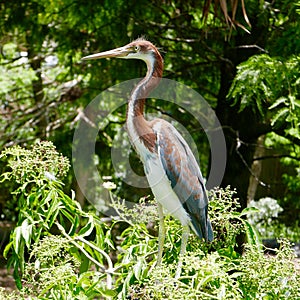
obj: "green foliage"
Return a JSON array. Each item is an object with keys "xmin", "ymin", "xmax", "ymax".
[
  {"xmin": 1, "ymin": 144, "xmax": 299, "ymax": 299},
  {"xmin": 0, "ymin": 1, "xmax": 300, "ymax": 298},
  {"xmin": 23, "ymin": 236, "xmax": 80, "ymax": 298},
  {"xmin": 127, "ymin": 251, "xmax": 241, "ymax": 300},
  {"xmin": 0, "ymin": 142, "xmax": 113, "ymax": 295},
  {"xmin": 0, "ymin": 39, "xmax": 82, "ymax": 148},
  {"xmin": 0, "ymin": 45, "xmax": 37, "ymax": 96},
  {"xmin": 264, "ymin": 132, "xmax": 300, "ymax": 227},
  {"xmin": 228, "ymin": 52, "xmax": 300, "ymax": 227},
  {"xmin": 0, "ymin": 141, "xmax": 69, "ymax": 185},
  {"xmin": 128, "ymin": 241, "xmax": 299, "ymax": 299},
  {"xmin": 208, "ymin": 187, "xmax": 261, "ymax": 251},
  {"xmin": 0, "ymin": 0, "xmax": 299, "ymax": 223},
  {"xmin": 228, "ymin": 55, "xmax": 300, "ymax": 126},
  {"xmin": 237, "ymin": 240, "xmax": 299, "ymax": 299}
]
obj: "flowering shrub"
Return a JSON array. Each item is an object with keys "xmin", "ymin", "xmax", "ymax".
[
  {"xmin": 248, "ymin": 197, "xmax": 283, "ymax": 238},
  {"xmin": 0, "ymin": 144, "xmax": 299, "ymax": 299}
]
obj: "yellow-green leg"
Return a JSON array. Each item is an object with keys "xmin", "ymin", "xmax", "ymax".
[
  {"xmin": 157, "ymin": 203, "xmax": 166, "ymax": 265},
  {"xmin": 175, "ymin": 225, "xmax": 190, "ymax": 279}
]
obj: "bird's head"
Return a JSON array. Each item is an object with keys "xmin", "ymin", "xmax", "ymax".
[{"xmin": 82, "ymin": 38, "xmax": 163, "ymax": 76}]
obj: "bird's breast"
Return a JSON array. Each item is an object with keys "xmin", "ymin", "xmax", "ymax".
[
  {"xmin": 145, "ymin": 155, "xmax": 190, "ymax": 226},
  {"xmin": 126, "ymin": 118, "xmax": 190, "ymax": 225}
]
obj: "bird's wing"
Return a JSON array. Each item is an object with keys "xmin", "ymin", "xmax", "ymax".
[{"xmin": 152, "ymin": 119, "xmax": 213, "ymax": 242}]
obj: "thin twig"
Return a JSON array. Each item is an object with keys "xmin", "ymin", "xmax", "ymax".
[
  {"xmin": 235, "ymin": 137, "xmax": 270, "ymax": 188},
  {"xmin": 253, "ymin": 154, "xmax": 300, "ymax": 161}
]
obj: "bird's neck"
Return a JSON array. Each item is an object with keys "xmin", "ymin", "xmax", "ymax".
[{"xmin": 126, "ymin": 53, "xmax": 163, "ymax": 153}]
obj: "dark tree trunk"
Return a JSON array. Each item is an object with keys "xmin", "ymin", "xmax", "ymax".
[
  {"xmin": 216, "ymin": 44, "xmax": 256, "ymax": 206},
  {"xmin": 215, "ymin": 19, "xmax": 269, "ymax": 251}
]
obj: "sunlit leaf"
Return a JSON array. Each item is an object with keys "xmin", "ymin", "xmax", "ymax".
[
  {"xmin": 21, "ymin": 219, "xmax": 33, "ymax": 249},
  {"xmin": 78, "ymin": 215, "xmax": 94, "ymax": 237}
]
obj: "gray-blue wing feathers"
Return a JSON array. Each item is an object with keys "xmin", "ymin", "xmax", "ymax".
[{"xmin": 154, "ymin": 120, "xmax": 213, "ymax": 242}]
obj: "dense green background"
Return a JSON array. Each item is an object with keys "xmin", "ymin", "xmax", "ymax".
[{"xmin": 0, "ymin": 0, "xmax": 299, "ymax": 228}]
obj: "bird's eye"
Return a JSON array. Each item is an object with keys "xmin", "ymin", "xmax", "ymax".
[{"xmin": 134, "ymin": 46, "xmax": 140, "ymax": 52}]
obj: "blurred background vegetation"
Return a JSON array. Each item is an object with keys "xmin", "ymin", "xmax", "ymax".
[{"xmin": 0, "ymin": 0, "xmax": 299, "ymax": 239}]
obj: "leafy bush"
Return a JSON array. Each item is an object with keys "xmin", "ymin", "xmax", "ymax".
[
  {"xmin": 228, "ymin": 53, "xmax": 300, "ymax": 230},
  {"xmin": 237, "ymin": 241, "xmax": 299, "ymax": 299},
  {"xmin": 0, "ymin": 142, "xmax": 114, "ymax": 297},
  {"xmin": 0, "ymin": 143, "xmax": 299, "ymax": 299},
  {"xmin": 264, "ymin": 132, "xmax": 300, "ymax": 230}
]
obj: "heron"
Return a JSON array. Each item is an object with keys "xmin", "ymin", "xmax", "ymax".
[{"xmin": 82, "ymin": 38, "xmax": 213, "ymax": 278}]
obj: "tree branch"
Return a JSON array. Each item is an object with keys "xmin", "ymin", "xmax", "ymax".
[{"xmin": 253, "ymin": 154, "xmax": 300, "ymax": 162}]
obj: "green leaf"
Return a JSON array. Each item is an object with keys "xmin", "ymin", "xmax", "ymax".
[
  {"xmin": 21, "ymin": 219, "xmax": 33, "ymax": 249},
  {"xmin": 60, "ymin": 208, "xmax": 75, "ymax": 224},
  {"xmin": 269, "ymin": 97, "xmax": 287, "ymax": 110},
  {"xmin": 79, "ymin": 252, "xmax": 90, "ymax": 273},
  {"xmin": 256, "ymin": 97, "xmax": 265, "ymax": 116},
  {"xmin": 240, "ymin": 207, "xmax": 259, "ymax": 217},
  {"xmin": 271, "ymin": 107, "xmax": 289, "ymax": 126},
  {"xmin": 78, "ymin": 215, "xmax": 94, "ymax": 237},
  {"xmin": 69, "ymin": 214, "xmax": 80, "ymax": 236},
  {"xmin": 99, "ymin": 288, "xmax": 118, "ymax": 297},
  {"xmin": 0, "ymin": 172, "xmax": 12, "ymax": 183},
  {"xmin": 3, "ymin": 241, "xmax": 13, "ymax": 259},
  {"xmin": 104, "ymin": 230, "xmax": 115, "ymax": 250},
  {"xmin": 242, "ymin": 219, "xmax": 262, "ymax": 249},
  {"xmin": 286, "ymin": 127, "xmax": 300, "ymax": 139},
  {"xmin": 133, "ymin": 257, "xmax": 145, "ymax": 280},
  {"xmin": 218, "ymin": 245, "xmax": 240, "ymax": 259},
  {"xmin": 13, "ymin": 225, "xmax": 22, "ymax": 254},
  {"xmin": 14, "ymin": 268, "xmax": 22, "ymax": 290}
]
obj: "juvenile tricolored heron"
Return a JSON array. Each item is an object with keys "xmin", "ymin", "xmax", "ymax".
[{"xmin": 82, "ymin": 38, "xmax": 213, "ymax": 278}]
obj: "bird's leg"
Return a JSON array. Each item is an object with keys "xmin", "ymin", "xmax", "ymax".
[
  {"xmin": 175, "ymin": 225, "xmax": 190, "ymax": 279},
  {"xmin": 156, "ymin": 203, "xmax": 165, "ymax": 266}
]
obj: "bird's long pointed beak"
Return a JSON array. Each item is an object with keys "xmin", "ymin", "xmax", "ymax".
[{"xmin": 81, "ymin": 46, "xmax": 130, "ymax": 60}]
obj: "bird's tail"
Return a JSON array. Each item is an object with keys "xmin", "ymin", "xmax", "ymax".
[
  {"xmin": 206, "ymin": 218, "xmax": 214, "ymax": 242},
  {"xmin": 190, "ymin": 210, "xmax": 214, "ymax": 242}
]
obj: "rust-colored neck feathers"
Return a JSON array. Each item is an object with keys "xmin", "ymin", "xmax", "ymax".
[{"xmin": 127, "ymin": 40, "xmax": 163, "ymax": 153}]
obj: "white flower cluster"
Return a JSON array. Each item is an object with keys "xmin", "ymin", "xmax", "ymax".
[{"xmin": 248, "ymin": 197, "xmax": 283, "ymax": 237}]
